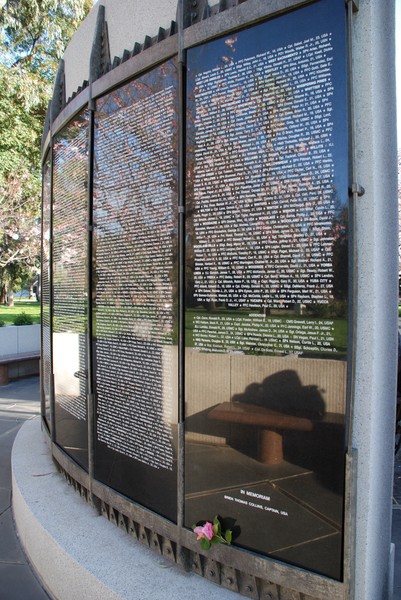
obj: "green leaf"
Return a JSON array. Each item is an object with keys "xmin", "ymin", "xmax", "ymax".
[
  {"xmin": 213, "ymin": 515, "xmax": 221, "ymax": 535},
  {"xmin": 200, "ymin": 538, "xmax": 211, "ymax": 551},
  {"xmin": 225, "ymin": 529, "xmax": 232, "ymax": 544}
]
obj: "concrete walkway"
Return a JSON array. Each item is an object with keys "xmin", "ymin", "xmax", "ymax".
[
  {"xmin": 393, "ymin": 451, "xmax": 401, "ymax": 600},
  {"xmin": 2, "ymin": 376, "xmax": 401, "ymax": 599},
  {"xmin": 0, "ymin": 377, "xmax": 49, "ymax": 599}
]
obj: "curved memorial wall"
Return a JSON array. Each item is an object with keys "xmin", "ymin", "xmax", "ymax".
[{"xmin": 41, "ymin": 1, "xmax": 352, "ymax": 598}]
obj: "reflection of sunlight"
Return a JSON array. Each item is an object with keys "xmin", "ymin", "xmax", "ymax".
[
  {"xmin": 53, "ymin": 333, "xmax": 81, "ymax": 397},
  {"xmin": 53, "ymin": 333, "xmax": 86, "ymax": 422}
]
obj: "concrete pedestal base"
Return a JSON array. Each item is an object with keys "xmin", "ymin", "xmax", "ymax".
[
  {"xmin": 259, "ymin": 429, "xmax": 283, "ymax": 464},
  {"xmin": 0, "ymin": 364, "xmax": 8, "ymax": 385}
]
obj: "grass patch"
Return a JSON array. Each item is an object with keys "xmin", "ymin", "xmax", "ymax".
[
  {"xmin": 0, "ymin": 300, "xmax": 40, "ymax": 325},
  {"xmin": 185, "ymin": 307, "xmax": 347, "ymax": 356}
]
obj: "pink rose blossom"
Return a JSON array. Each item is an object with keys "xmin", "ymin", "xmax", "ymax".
[{"xmin": 193, "ymin": 521, "xmax": 214, "ymax": 541}]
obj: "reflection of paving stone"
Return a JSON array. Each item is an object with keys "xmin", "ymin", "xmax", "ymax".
[
  {"xmin": 186, "ymin": 481, "xmax": 340, "ymax": 579},
  {"xmin": 274, "ymin": 533, "xmax": 342, "ymax": 581},
  {"xmin": 185, "ymin": 442, "xmax": 308, "ymax": 495},
  {"xmin": 54, "ymin": 404, "xmax": 88, "ymax": 470},
  {"xmin": 95, "ymin": 437, "xmax": 178, "ymax": 522},
  {"xmin": 185, "ymin": 441, "xmax": 343, "ymax": 579},
  {"xmin": 273, "ymin": 471, "xmax": 343, "ymax": 527}
]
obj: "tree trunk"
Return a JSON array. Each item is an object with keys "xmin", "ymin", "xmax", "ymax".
[
  {"xmin": 206, "ymin": 301, "xmax": 216, "ymax": 312},
  {"xmin": 7, "ymin": 280, "xmax": 14, "ymax": 307},
  {"xmin": 0, "ymin": 284, "xmax": 6, "ymax": 305}
]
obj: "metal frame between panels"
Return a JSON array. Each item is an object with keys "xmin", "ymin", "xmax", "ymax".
[
  {"xmin": 40, "ymin": 1, "xmax": 357, "ymax": 598},
  {"xmin": 87, "ymin": 98, "xmax": 96, "ymax": 501},
  {"xmin": 177, "ymin": 0, "xmax": 186, "ymax": 536},
  {"xmin": 40, "ymin": 152, "xmax": 54, "ymax": 439}
]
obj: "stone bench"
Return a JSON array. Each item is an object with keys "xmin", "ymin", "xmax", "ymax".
[
  {"xmin": 0, "ymin": 352, "xmax": 40, "ymax": 385},
  {"xmin": 208, "ymin": 401, "xmax": 343, "ymax": 465}
]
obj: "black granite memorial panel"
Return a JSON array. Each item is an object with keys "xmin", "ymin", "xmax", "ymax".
[
  {"xmin": 52, "ymin": 111, "xmax": 89, "ymax": 469},
  {"xmin": 41, "ymin": 157, "xmax": 51, "ymax": 429},
  {"xmin": 185, "ymin": 0, "xmax": 348, "ymax": 579},
  {"xmin": 93, "ymin": 60, "xmax": 178, "ymax": 521}
]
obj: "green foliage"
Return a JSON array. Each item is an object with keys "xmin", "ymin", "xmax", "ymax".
[
  {"xmin": 0, "ymin": 1, "xmax": 91, "ymax": 297},
  {"xmin": 0, "ymin": 0, "xmax": 93, "ymax": 77},
  {"xmin": 199, "ymin": 537, "xmax": 211, "ymax": 551},
  {"xmin": 13, "ymin": 311, "xmax": 33, "ymax": 326},
  {"xmin": 192, "ymin": 516, "xmax": 232, "ymax": 550},
  {"xmin": 213, "ymin": 516, "xmax": 221, "ymax": 536},
  {"xmin": 184, "ymin": 307, "xmax": 348, "ymax": 355},
  {"xmin": 0, "ymin": 1, "xmax": 92, "ymax": 183},
  {"xmin": 307, "ymin": 301, "xmax": 347, "ymax": 319},
  {"xmin": 0, "ymin": 300, "xmax": 40, "ymax": 325},
  {"xmin": 0, "ymin": 319, "xmax": 5, "ymax": 327},
  {"xmin": 224, "ymin": 529, "xmax": 232, "ymax": 544}
]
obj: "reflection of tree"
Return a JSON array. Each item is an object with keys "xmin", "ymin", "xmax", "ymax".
[
  {"xmin": 187, "ymin": 47, "xmax": 293, "ymax": 306},
  {"xmin": 0, "ymin": 165, "xmax": 41, "ymax": 305},
  {"xmin": 93, "ymin": 60, "xmax": 178, "ymax": 342},
  {"xmin": 52, "ymin": 111, "xmax": 89, "ymax": 334},
  {"xmin": 93, "ymin": 63, "xmax": 178, "ymax": 478},
  {"xmin": 187, "ymin": 35, "xmax": 342, "ymax": 312},
  {"xmin": 332, "ymin": 205, "xmax": 348, "ymax": 300},
  {"xmin": 41, "ymin": 157, "xmax": 52, "ymax": 403}
]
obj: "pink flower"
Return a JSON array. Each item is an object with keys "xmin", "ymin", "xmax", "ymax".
[{"xmin": 193, "ymin": 521, "xmax": 214, "ymax": 541}]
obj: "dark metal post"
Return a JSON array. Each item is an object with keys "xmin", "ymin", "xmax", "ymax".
[
  {"xmin": 344, "ymin": 2, "xmax": 361, "ymax": 597},
  {"xmin": 177, "ymin": 0, "xmax": 186, "ymax": 535},
  {"xmin": 87, "ymin": 94, "xmax": 96, "ymax": 505},
  {"xmin": 48, "ymin": 143, "xmax": 56, "ymax": 443},
  {"xmin": 40, "ymin": 160, "xmax": 47, "ymax": 423}
]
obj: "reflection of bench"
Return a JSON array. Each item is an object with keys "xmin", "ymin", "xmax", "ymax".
[
  {"xmin": 0, "ymin": 353, "xmax": 40, "ymax": 385},
  {"xmin": 208, "ymin": 401, "xmax": 343, "ymax": 465}
]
